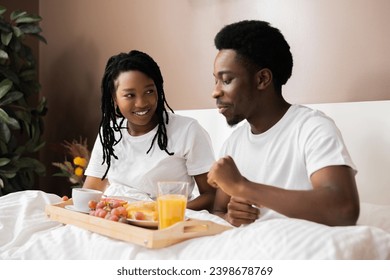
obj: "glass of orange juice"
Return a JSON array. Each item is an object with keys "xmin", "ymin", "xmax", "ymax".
[{"xmin": 157, "ymin": 181, "xmax": 188, "ymax": 230}]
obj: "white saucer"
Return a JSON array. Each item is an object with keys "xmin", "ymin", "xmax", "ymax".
[{"xmin": 65, "ymin": 205, "xmax": 90, "ymax": 213}]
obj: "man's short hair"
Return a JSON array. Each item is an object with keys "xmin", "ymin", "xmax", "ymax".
[{"xmin": 214, "ymin": 20, "xmax": 293, "ymax": 89}]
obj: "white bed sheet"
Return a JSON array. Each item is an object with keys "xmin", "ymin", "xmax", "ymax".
[{"xmin": 0, "ymin": 190, "xmax": 389, "ymax": 260}]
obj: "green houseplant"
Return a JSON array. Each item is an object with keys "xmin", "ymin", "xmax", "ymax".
[{"xmin": 0, "ymin": 6, "xmax": 47, "ymax": 196}]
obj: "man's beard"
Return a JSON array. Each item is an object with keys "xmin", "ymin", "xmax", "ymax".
[{"xmin": 226, "ymin": 114, "xmax": 244, "ymax": 127}]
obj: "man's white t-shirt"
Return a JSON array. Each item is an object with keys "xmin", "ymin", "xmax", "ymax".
[
  {"xmin": 220, "ymin": 104, "xmax": 356, "ymax": 190},
  {"xmin": 85, "ymin": 113, "xmax": 215, "ymax": 199}
]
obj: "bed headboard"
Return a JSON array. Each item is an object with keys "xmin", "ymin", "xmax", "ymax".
[{"xmin": 177, "ymin": 100, "xmax": 390, "ymax": 205}]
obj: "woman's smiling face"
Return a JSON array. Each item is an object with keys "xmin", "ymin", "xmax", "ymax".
[{"xmin": 114, "ymin": 70, "xmax": 158, "ymax": 135}]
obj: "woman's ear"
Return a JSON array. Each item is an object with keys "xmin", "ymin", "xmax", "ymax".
[
  {"xmin": 256, "ymin": 68, "xmax": 273, "ymax": 90},
  {"xmin": 113, "ymin": 97, "xmax": 123, "ymax": 117}
]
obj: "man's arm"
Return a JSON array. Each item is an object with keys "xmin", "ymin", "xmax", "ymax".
[{"xmin": 208, "ymin": 156, "xmax": 360, "ymax": 226}]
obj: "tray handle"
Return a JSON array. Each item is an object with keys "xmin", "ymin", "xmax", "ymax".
[{"xmin": 169, "ymin": 218, "xmax": 232, "ymax": 239}]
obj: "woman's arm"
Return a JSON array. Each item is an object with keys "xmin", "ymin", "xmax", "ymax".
[
  {"xmin": 186, "ymin": 172, "xmax": 216, "ymax": 212},
  {"xmin": 83, "ymin": 176, "xmax": 109, "ymax": 192}
]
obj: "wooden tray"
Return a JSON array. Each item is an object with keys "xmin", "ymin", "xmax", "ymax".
[{"xmin": 45, "ymin": 200, "xmax": 232, "ymax": 249}]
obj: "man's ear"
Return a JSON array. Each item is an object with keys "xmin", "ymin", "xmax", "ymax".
[{"xmin": 256, "ymin": 68, "xmax": 273, "ymax": 90}]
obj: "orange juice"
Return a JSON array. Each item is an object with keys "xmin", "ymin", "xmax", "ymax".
[{"xmin": 157, "ymin": 194, "xmax": 187, "ymax": 229}]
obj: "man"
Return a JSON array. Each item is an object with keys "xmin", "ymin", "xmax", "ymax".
[{"xmin": 208, "ymin": 20, "xmax": 359, "ymax": 227}]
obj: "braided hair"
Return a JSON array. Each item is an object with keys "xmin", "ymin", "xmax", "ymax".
[{"xmin": 99, "ymin": 50, "xmax": 174, "ymax": 179}]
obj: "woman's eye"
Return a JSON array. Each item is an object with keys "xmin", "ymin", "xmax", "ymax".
[{"xmin": 145, "ymin": 89, "xmax": 154, "ymax": 95}]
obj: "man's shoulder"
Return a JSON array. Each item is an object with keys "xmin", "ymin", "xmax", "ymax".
[
  {"xmin": 290, "ymin": 105, "xmax": 335, "ymax": 126},
  {"xmin": 225, "ymin": 121, "xmax": 248, "ymax": 140},
  {"xmin": 289, "ymin": 105, "xmax": 342, "ymax": 142}
]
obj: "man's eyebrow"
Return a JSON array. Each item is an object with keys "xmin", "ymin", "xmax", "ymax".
[{"xmin": 214, "ymin": 70, "xmax": 234, "ymax": 76}]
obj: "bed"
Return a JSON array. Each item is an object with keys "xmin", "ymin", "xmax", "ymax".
[{"xmin": 1, "ymin": 101, "xmax": 390, "ymax": 260}]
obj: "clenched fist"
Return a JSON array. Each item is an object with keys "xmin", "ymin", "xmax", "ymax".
[{"xmin": 207, "ymin": 156, "xmax": 245, "ymax": 197}]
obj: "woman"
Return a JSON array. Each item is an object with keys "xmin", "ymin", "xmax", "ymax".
[{"xmin": 83, "ymin": 50, "xmax": 215, "ymax": 211}]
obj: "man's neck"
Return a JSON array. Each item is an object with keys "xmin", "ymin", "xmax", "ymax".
[{"xmin": 248, "ymin": 98, "xmax": 291, "ymax": 135}]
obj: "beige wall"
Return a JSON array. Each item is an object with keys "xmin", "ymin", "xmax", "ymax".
[{"xmin": 15, "ymin": 0, "xmax": 390, "ymax": 195}]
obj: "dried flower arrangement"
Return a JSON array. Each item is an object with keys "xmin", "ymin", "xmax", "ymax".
[{"xmin": 52, "ymin": 138, "xmax": 90, "ymax": 187}]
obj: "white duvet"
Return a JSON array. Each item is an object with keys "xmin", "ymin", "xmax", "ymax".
[{"xmin": 0, "ymin": 190, "xmax": 389, "ymax": 260}]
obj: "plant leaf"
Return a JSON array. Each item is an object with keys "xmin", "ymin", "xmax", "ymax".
[
  {"xmin": 36, "ymin": 96, "xmax": 47, "ymax": 113},
  {"xmin": 0, "ymin": 78, "xmax": 12, "ymax": 99},
  {"xmin": 0, "ymin": 49, "xmax": 8, "ymax": 60},
  {"xmin": 0, "ymin": 7, "xmax": 47, "ymax": 194},
  {"xmin": 0, "ymin": 122, "xmax": 10, "ymax": 142},
  {"xmin": 0, "ymin": 108, "xmax": 20, "ymax": 129},
  {"xmin": 10, "ymin": 10, "xmax": 27, "ymax": 21},
  {"xmin": 0, "ymin": 91, "xmax": 23, "ymax": 106},
  {"xmin": 0, "ymin": 107, "xmax": 11, "ymax": 122},
  {"xmin": 0, "ymin": 157, "xmax": 10, "ymax": 167},
  {"xmin": 0, "ymin": 21, "xmax": 12, "ymax": 33},
  {"xmin": 0, "ymin": 163, "xmax": 18, "ymax": 178},
  {"xmin": 0, "ymin": 6, "xmax": 6, "ymax": 16},
  {"xmin": 15, "ymin": 15, "xmax": 42, "ymax": 24},
  {"xmin": 32, "ymin": 140, "xmax": 45, "ymax": 152},
  {"xmin": 0, "ymin": 170, "xmax": 17, "ymax": 179},
  {"xmin": 14, "ymin": 157, "xmax": 45, "ymax": 174},
  {"xmin": 1, "ymin": 32, "xmax": 12, "ymax": 46},
  {"xmin": 30, "ymin": 33, "xmax": 47, "ymax": 44},
  {"xmin": 20, "ymin": 69, "xmax": 37, "ymax": 81},
  {"xmin": 18, "ymin": 24, "xmax": 42, "ymax": 34},
  {"xmin": 11, "ymin": 26, "xmax": 23, "ymax": 37},
  {"xmin": 52, "ymin": 173, "xmax": 72, "ymax": 178},
  {"xmin": 0, "ymin": 65, "xmax": 19, "ymax": 83},
  {"xmin": 6, "ymin": 117, "xmax": 20, "ymax": 129}
]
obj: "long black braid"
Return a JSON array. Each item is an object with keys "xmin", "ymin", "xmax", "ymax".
[{"xmin": 99, "ymin": 50, "xmax": 174, "ymax": 179}]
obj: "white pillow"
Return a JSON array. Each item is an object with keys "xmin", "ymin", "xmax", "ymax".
[{"xmin": 357, "ymin": 202, "xmax": 390, "ymax": 233}]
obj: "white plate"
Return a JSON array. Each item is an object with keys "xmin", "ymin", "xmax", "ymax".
[
  {"xmin": 126, "ymin": 217, "xmax": 189, "ymax": 229},
  {"xmin": 65, "ymin": 205, "xmax": 90, "ymax": 214},
  {"xmin": 103, "ymin": 196, "xmax": 139, "ymax": 203},
  {"xmin": 126, "ymin": 219, "xmax": 158, "ymax": 229}
]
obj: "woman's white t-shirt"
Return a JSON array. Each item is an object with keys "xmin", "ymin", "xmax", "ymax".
[{"xmin": 85, "ymin": 113, "xmax": 215, "ymax": 199}]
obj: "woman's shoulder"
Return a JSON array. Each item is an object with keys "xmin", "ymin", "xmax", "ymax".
[
  {"xmin": 166, "ymin": 112, "xmax": 198, "ymax": 127},
  {"xmin": 165, "ymin": 112, "xmax": 211, "ymax": 140}
]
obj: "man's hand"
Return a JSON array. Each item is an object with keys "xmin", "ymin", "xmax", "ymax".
[
  {"xmin": 225, "ymin": 197, "xmax": 260, "ymax": 227},
  {"xmin": 209, "ymin": 156, "xmax": 260, "ymax": 226},
  {"xmin": 207, "ymin": 156, "xmax": 244, "ymax": 197}
]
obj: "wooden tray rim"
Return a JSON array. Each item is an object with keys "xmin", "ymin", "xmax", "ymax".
[{"xmin": 45, "ymin": 200, "xmax": 232, "ymax": 249}]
